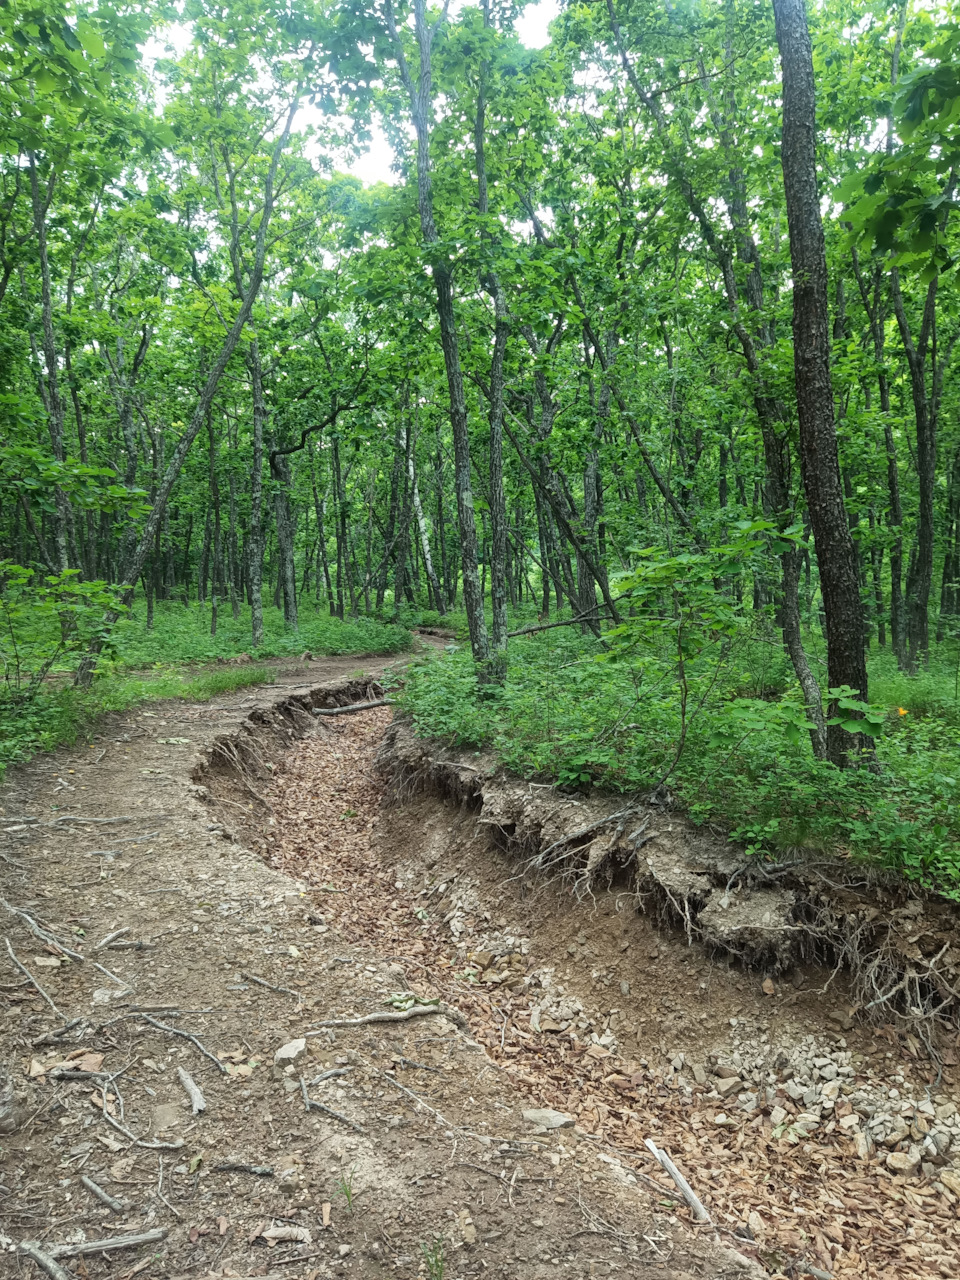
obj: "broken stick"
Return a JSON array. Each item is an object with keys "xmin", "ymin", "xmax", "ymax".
[
  {"xmin": 312, "ymin": 699, "xmax": 393, "ymax": 716},
  {"xmin": 643, "ymin": 1138, "xmax": 711, "ymax": 1224},
  {"xmin": 177, "ymin": 1066, "xmax": 206, "ymax": 1114},
  {"xmin": 307, "ymin": 1003, "xmax": 454, "ymax": 1032},
  {"xmin": 80, "ymin": 1174, "xmax": 125, "ymax": 1213},
  {"xmin": 17, "ymin": 1242, "xmax": 74, "ymax": 1280},
  {"xmin": 299, "ymin": 1076, "xmax": 365, "ymax": 1133}
]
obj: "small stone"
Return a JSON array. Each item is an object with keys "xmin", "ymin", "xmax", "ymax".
[
  {"xmin": 839, "ymin": 1113, "xmax": 861, "ymax": 1131},
  {"xmin": 671, "ymin": 1054, "xmax": 684, "ymax": 1072},
  {"xmin": 152, "ymin": 1103, "xmax": 181, "ymax": 1132},
  {"xmin": 714, "ymin": 1065, "xmax": 740, "ymax": 1080},
  {"xmin": 819, "ymin": 1063, "xmax": 839, "ymax": 1082},
  {"xmin": 770, "ymin": 1106, "xmax": 788, "ymax": 1127},
  {"xmin": 716, "ymin": 1076, "xmax": 743, "ymax": 1098},
  {"xmin": 620, "ymin": 980, "xmax": 630, "ymax": 996},
  {"xmin": 522, "ymin": 1108, "xmax": 574, "ymax": 1130},
  {"xmin": 747, "ymin": 1210, "xmax": 765, "ymax": 1237},
  {"xmin": 692, "ymin": 1065, "xmax": 707, "ymax": 1086},
  {"xmin": 338, "ymin": 1244, "xmax": 351, "ymax": 1257},
  {"xmin": 887, "ymin": 1150, "xmax": 921, "ymax": 1177},
  {"xmin": 761, "ymin": 978, "xmax": 776, "ymax": 996},
  {"xmin": 853, "ymin": 1132, "xmax": 873, "ymax": 1160},
  {"xmin": 274, "ymin": 1038, "xmax": 307, "ymax": 1067}
]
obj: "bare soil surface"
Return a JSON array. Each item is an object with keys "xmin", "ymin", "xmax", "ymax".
[{"xmin": 0, "ymin": 654, "xmax": 757, "ymax": 1280}]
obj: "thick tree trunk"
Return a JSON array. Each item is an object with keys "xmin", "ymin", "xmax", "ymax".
[{"xmin": 774, "ymin": 0, "xmax": 869, "ymax": 766}]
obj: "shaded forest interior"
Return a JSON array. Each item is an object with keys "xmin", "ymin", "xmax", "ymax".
[{"xmin": 3, "ymin": 0, "xmax": 960, "ymax": 889}]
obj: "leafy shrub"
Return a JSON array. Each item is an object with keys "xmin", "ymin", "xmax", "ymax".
[{"xmin": 398, "ymin": 629, "xmax": 960, "ymax": 899}]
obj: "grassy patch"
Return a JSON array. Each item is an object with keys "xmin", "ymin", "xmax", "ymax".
[
  {"xmin": 396, "ymin": 631, "xmax": 960, "ymax": 899},
  {"xmin": 110, "ymin": 600, "xmax": 412, "ymax": 668},
  {"xmin": 0, "ymin": 664, "xmax": 272, "ymax": 781}
]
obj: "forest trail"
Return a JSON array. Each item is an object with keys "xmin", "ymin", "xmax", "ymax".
[{"xmin": 0, "ymin": 656, "xmax": 957, "ymax": 1280}]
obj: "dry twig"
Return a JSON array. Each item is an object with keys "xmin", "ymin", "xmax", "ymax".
[
  {"xmin": 140, "ymin": 1015, "xmax": 226, "ymax": 1073},
  {"xmin": 177, "ymin": 1066, "xmax": 206, "ymax": 1114},
  {"xmin": 80, "ymin": 1175, "xmax": 124, "ymax": 1213},
  {"xmin": 4, "ymin": 937, "xmax": 65, "ymax": 1018},
  {"xmin": 299, "ymin": 1075, "xmax": 365, "ymax": 1133}
]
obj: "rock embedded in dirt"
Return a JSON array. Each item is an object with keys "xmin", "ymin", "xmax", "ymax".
[
  {"xmin": 274, "ymin": 1037, "xmax": 306, "ymax": 1066},
  {"xmin": 940, "ymin": 1169, "xmax": 960, "ymax": 1196},
  {"xmin": 886, "ymin": 1149, "xmax": 922, "ymax": 1176},
  {"xmin": 715, "ymin": 1076, "xmax": 743, "ymax": 1098},
  {"xmin": 522, "ymin": 1107, "xmax": 575, "ymax": 1129}
]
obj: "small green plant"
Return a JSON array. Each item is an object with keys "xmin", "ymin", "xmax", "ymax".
[
  {"xmin": 333, "ymin": 1164, "xmax": 357, "ymax": 1213},
  {"xmin": 419, "ymin": 1236, "xmax": 445, "ymax": 1280}
]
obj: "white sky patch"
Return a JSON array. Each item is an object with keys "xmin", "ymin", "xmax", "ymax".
[{"xmin": 141, "ymin": 3, "xmax": 559, "ymax": 187}]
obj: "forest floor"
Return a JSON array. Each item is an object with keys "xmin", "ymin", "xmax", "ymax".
[{"xmin": 0, "ymin": 647, "xmax": 957, "ymax": 1280}]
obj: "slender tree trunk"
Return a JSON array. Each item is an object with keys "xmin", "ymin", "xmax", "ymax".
[
  {"xmin": 385, "ymin": 0, "xmax": 489, "ymax": 667},
  {"xmin": 774, "ymin": 0, "xmax": 868, "ymax": 765},
  {"xmin": 27, "ymin": 155, "xmax": 69, "ymax": 571},
  {"xmin": 247, "ymin": 339, "xmax": 267, "ymax": 648}
]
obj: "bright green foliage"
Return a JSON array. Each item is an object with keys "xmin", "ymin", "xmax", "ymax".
[
  {"xmin": 398, "ymin": 633, "xmax": 960, "ymax": 897},
  {"xmin": 110, "ymin": 602, "xmax": 413, "ymax": 667}
]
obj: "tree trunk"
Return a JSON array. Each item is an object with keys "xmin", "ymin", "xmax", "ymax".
[
  {"xmin": 774, "ymin": 0, "xmax": 869, "ymax": 766},
  {"xmin": 385, "ymin": 0, "xmax": 489, "ymax": 667},
  {"xmin": 247, "ymin": 339, "xmax": 267, "ymax": 648}
]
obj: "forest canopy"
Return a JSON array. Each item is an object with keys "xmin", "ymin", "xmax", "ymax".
[{"xmin": 3, "ymin": 0, "xmax": 960, "ymax": 891}]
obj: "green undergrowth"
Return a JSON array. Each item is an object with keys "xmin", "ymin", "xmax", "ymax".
[
  {"xmin": 0, "ymin": 592, "xmax": 413, "ymax": 782},
  {"xmin": 397, "ymin": 631, "xmax": 960, "ymax": 899},
  {"xmin": 112, "ymin": 599, "xmax": 413, "ymax": 668},
  {"xmin": 0, "ymin": 664, "xmax": 271, "ymax": 781}
]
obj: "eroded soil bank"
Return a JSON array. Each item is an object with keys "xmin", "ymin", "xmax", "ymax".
[
  {"xmin": 251, "ymin": 710, "xmax": 960, "ymax": 1280},
  {"xmin": 0, "ymin": 658, "xmax": 754, "ymax": 1280}
]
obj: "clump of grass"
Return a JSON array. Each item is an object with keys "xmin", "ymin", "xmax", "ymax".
[
  {"xmin": 0, "ymin": 664, "xmax": 270, "ymax": 781},
  {"xmin": 398, "ymin": 633, "xmax": 960, "ymax": 899}
]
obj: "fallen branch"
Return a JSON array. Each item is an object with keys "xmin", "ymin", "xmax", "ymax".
[
  {"xmin": 47, "ymin": 1228, "xmax": 167, "ymax": 1258},
  {"xmin": 299, "ymin": 1076, "xmax": 365, "ymax": 1133},
  {"xmin": 96, "ymin": 928, "xmax": 130, "ymax": 949},
  {"xmin": 101, "ymin": 1108, "xmax": 183, "ymax": 1151},
  {"xmin": 2, "ymin": 899, "xmax": 85, "ymax": 961},
  {"xmin": 80, "ymin": 1174, "xmax": 125, "ymax": 1213},
  {"xmin": 140, "ymin": 1015, "xmax": 227, "ymax": 1073},
  {"xmin": 312, "ymin": 699, "xmax": 393, "ymax": 717},
  {"xmin": 177, "ymin": 1066, "xmax": 206, "ymax": 1114},
  {"xmin": 643, "ymin": 1139, "xmax": 711, "ymax": 1224},
  {"xmin": 213, "ymin": 1161, "xmax": 274, "ymax": 1176},
  {"xmin": 17, "ymin": 1241, "xmax": 74, "ymax": 1280},
  {"xmin": 307, "ymin": 1003, "xmax": 449, "ymax": 1032},
  {"xmin": 241, "ymin": 971, "xmax": 302, "ymax": 1001},
  {"xmin": 4, "ymin": 938, "xmax": 65, "ymax": 1018}
]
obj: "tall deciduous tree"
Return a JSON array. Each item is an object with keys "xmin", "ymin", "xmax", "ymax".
[{"xmin": 773, "ymin": 0, "xmax": 869, "ymax": 765}]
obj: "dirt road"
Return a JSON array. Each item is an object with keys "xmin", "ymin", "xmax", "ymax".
[{"xmin": 0, "ymin": 654, "xmax": 756, "ymax": 1280}]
